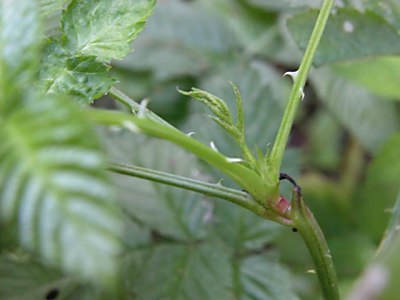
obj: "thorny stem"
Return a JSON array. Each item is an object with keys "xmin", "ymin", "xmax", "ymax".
[
  {"xmin": 290, "ymin": 187, "xmax": 340, "ymax": 300},
  {"xmin": 270, "ymin": 0, "xmax": 335, "ymax": 175},
  {"xmin": 109, "ymin": 162, "xmax": 268, "ymax": 216}
]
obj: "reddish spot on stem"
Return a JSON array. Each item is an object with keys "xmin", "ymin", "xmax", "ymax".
[{"xmin": 276, "ymin": 196, "xmax": 290, "ymax": 215}]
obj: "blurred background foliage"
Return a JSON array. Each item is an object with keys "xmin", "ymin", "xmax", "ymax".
[
  {"xmin": 107, "ymin": 0, "xmax": 400, "ymax": 298},
  {"xmin": 2, "ymin": 0, "xmax": 400, "ymax": 299}
]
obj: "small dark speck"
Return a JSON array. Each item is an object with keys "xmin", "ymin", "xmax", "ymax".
[
  {"xmin": 292, "ymin": 228, "xmax": 298, "ymax": 232},
  {"xmin": 45, "ymin": 288, "xmax": 60, "ymax": 300}
]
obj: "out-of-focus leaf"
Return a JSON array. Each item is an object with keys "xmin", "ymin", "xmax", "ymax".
[
  {"xmin": 0, "ymin": 94, "xmax": 123, "ymax": 288},
  {"xmin": 238, "ymin": 255, "xmax": 299, "ymax": 300},
  {"xmin": 102, "ymin": 131, "xmax": 212, "ymax": 241},
  {"xmin": 0, "ymin": 251, "xmax": 62, "ymax": 300},
  {"xmin": 355, "ymin": 0, "xmax": 400, "ymax": 30},
  {"xmin": 245, "ymin": 0, "xmax": 320, "ymax": 11},
  {"xmin": 357, "ymin": 133, "xmax": 400, "ymax": 241},
  {"xmin": 287, "ymin": 9, "xmax": 400, "ymax": 65},
  {"xmin": 40, "ymin": 0, "xmax": 68, "ymax": 16},
  {"xmin": 304, "ymin": 111, "xmax": 342, "ymax": 171},
  {"xmin": 0, "ymin": 0, "xmax": 41, "ymax": 94},
  {"xmin": 115, "ymin": 0, "xmax": 238, "ymax": 80},
  {"xmin": 333, "ymin": 56, "xmax": 400, "ymax": 100},
  {"xmin": 40, "ymin": 41, "xmax": 115, "ymax": 105},
  {"xmin": 62, "ymin": 0, "xmax": 156, "ymax": 62},
  {"xmin": 123, "ymin": 240, "xmax": 232, "ymax": 300},
  {"xmin": 348, "ymin": 193, "xmax": 400, "ymax": 300},
  {"xmin": 310, "ymin": 67, "xmax": 399, "ymax": 153}
]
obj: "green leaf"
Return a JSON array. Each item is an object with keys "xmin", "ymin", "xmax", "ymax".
[
  {"xmin": 333, "ymin": 56, "xmax": 400, "ymax": 100},
  {"xmin": 287, "ymin": 9, "xmax": 400, "ymax": 65},
  {"xmin": 62, "ymin": 0, "xmax": 156, "ymax": 62},
  {"xmin": 102, "ymin": 131, "xmax": 212, "ymax": 241},
  {"xmin": 123, "ymin": 240, "xmax": 233, "ymax": 299},
  {"xmin": 40, "ymin": 41, "xmax": 115, "ymax": 105},
  {"xmin": 310, "ymin": 67, "xmax": 399, "ymax": 153},
  {"xmin": 245, "ymin": 0, "xmax": 320, "ymax": 11},
  {"xmin": 0, "ymin": 94, "xmax": 123, "ymax": 288},
  {"xmin": 0, "ymin": 0, "xmax": 41, "ymax": 97},
  {"xmin": 348, "ymin": 192, "xmax": 400, "ymax": 300},
  {"xmin": 114, "ymin": 0, "xmax": 238, "ymax": 80},
  {"xmin": 357, "ymin": 133, "xmax": 400, "ymax": 241},
  {"xmin": 238, "ymin": 255, "xmax": 299, "ymax": 300},
  {"xmin": 40, "ymin": 0, "xmax": 68, "ymax": 16},
  {"xmin": 0, "ymin": 251, "xmax": 62, "ymax": 300}
]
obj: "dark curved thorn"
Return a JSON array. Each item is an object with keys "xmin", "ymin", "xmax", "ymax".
[{"xmin": 279, "ymin": 173, "xmax": 302, "ymax": 196}]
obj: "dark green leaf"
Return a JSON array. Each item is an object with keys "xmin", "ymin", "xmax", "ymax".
[
  {"xmin": 123, "ymin": 240, "xmax": 233, "ymax": 300},
  {"xmin": 41, "ymin": 41, "xmax": 115, "ymax": 105},
  {"xmin": 287, "ymin": 9, "xmax": 400, "ymax": 65},
  {"xmin": 0, "ymin": 94, "xmax": 123, "ymax": 288},
  {"xmin": 62, "ymin": 0, "xmax": 156, "ymax": 62},
  {"xmin": 238, "ymin": 255, "xmax": 299, "ymax": 300},
  {"xmin": 0, "ymin": 251, "xmax": 62, "ymax": 300}
]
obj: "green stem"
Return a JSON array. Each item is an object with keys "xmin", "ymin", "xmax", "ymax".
[
  {"xmin": 291, "ymin": 188, "xmax": 340, "ymax": 300},
  {"xmin": 108, "ymin": 86, "xmax": 174, "ymax": 128},
  {"xmin": 270, "ymin": 0, "xmax": 334, "ymax": 174},
  {"xmin": 86, "ymin": 108, "xmax": 282, "ymax": 211},
  {"xmin": 109, "ymin": 162, "xmax": 268, "ymax": 217}
]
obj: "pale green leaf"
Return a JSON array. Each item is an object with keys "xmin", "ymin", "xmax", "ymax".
[
  {"xmin": 0, "ymin": 94, "xmax": 123, "ymax": 288},
  {"xmin": 40, "ymin": 0, "xmax": 68, "ymax": 16},
  {"xmin": 0, "ymin": 0, "xmax": 41, "ymax": 94},
  {"xmin": 310, "ymin": 67, "xmax": 399, "ymax": 153},
  {"xmin": 333, "ymin": 56, "xmax": 400, "ymax": 100},
  {"xmin": 123, "ymin": 240, "xmax": 233, "ymax": 300},
  {"xmin": 62, "ymin": 0, "xmax": 156, "ymax": 62},
  {"xmin": 41, "ymin": 41, "xmax": 115, "ymax": 105},
  {"xmin": 287, "ymin": 9, "xmax": 400, "ymax": 65}
]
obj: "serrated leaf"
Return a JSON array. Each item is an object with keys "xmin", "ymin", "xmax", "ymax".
[
  {"xmin": 0, "ymin": 94, "xmax": 123, "ymax": 288},
  {"xmin": 0, "ymin": 0, "xmax": 41, "ymax": 96},
  {"xmin": 62, "ymin": 0, "xmax": 156, "ymax": 62},
  {"xmin": 333, "ymin": 56, "xmax": 400, "ymax": 100},
  {"xmin": 102, "ymin": 131, "xmax": 212, "ymax": 241},
  {"xmin": 310, "ymin": 67, "xmax": 399, "ymax": 153},
  {"xmin": 41, "ymin": 41, "xmax": 115, "ymax": 105},
  {"xmin": 287, "ymin": 9, "xmax": 400, "ymax": 65},
  {"xmin": 123, "ymin": 240, "xmax": 233, "ymax": 299}
]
